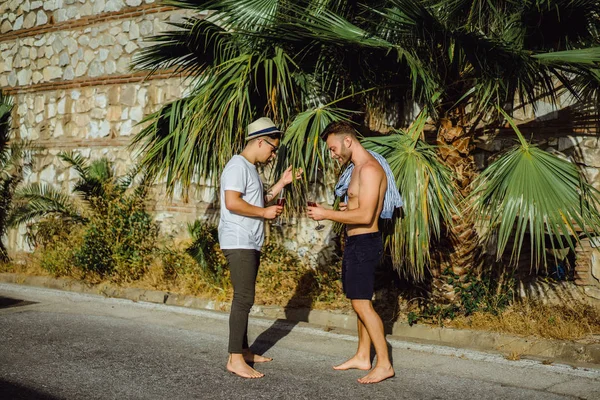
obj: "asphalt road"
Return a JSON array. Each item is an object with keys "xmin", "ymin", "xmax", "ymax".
[{"xmin": 0, "ymin": 283, "xmax": 599, "ymax": 400}]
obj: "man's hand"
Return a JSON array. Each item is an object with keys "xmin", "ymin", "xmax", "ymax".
[
  {"xmin": 281, "ymin": 166, "xmax": 303, "ymax": 185},
  {"xmin": 338, "ymin": 202, "xmax": 347, "ymax": 211},
  {"xmin": 307, "ymin": 203, "xmax": 327, "ymax": 221},
  {"xmin": 263, "ymin": 205, "xmax": 283, "ymax": 220}
]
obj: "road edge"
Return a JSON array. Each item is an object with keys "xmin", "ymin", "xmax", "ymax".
[{"xmin": 1, "ymin": 272, "xmax": 598, "ymax": 366}]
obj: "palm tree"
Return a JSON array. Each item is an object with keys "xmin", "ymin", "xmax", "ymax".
[
  {"xmin": 9, "ymin": 152, "xmax": 149, "ymax": 232},
  {"xmin": 0, "ymin": 93, "xmax": 31, "ymax": 262},
  {"xmin": 132, "ymin": 1, "xmax": 600, "ymax": 292},
  {"xmin": 9, "ymin": 153, "xmax": 156, "ymax": 278}
]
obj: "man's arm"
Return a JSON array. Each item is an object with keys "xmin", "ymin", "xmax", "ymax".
[
  {"xmin": 225, "ymin": 190, "xmax": 281, "ymax": 219},
  {"xmin": 311, "ymin": 165, "xmax": 384, "ymax": 225},
  {"xmin": 264, "ymin": 166, "xmax": 303, "ymax": 203},
  {"xmin": 264, "ymin": 180, "xmax": 285, "ymax": 203}
]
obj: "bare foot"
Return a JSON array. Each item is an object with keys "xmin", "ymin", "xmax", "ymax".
[
  {"xmin": 227, "ymin": 356, "xmax": 264, "ymax": 379},
  {"xmin": 357, "ymin": 365, "xmax": 395, "ymax": 384},
  {"xmin": 243, "ymin": 350, "xmax": 273, "ymax": 363},
  {"xmin": 333, "ymin": 356, "xmax": 371, "ymax": 371}
]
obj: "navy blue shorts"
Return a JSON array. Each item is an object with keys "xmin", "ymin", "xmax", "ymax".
[{"xmin": 342, "ymin": 232, "xmax": 383, "ymax": 300}]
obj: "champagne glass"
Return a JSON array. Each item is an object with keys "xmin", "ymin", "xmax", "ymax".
[{"xmin": 272, "ymin": 188, "xmax": 285, "ymax": 227}]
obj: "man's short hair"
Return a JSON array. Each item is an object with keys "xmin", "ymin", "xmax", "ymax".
[{"xmin": 320, "ymin": 121, "xmax": 357, "ymax": 141}]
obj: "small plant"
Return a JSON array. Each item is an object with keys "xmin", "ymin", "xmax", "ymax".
[
  {"xmin": 409, "ymin": 268, "xmax": 515, "ymax": 325},
  {"xmin": 0, "ymin": 93, "xmax": 32, "ymax": 263},
  {"xmin": 185, "ymin": 221, "xmax": 228, "ymax": 286}
]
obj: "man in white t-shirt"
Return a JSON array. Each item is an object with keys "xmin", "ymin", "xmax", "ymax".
[{"xmin": 219, "ymin": 117, "xmax": 301, "ymax": 379}]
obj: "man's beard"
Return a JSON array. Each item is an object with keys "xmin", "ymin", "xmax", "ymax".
[{"xmin": 339, "ymin": 144, "xmax": 351, "ymax": 165}]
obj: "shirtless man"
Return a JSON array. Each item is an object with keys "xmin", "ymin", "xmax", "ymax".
[{"xmin": 307, "ymin": 121, "xmax": 395, "ymax": 384}]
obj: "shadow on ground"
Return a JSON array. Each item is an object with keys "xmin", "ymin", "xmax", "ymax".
[
  {"xmin": 0, "ymin": 379, "xmax": 59, "ymax": 400},
  {"xmin": 251, "ymin": 235, "xmax": 401, "ymax": 367},
  {"xmin": 0, "ymin": 296, "xmax": 36, "ymax": 309}
]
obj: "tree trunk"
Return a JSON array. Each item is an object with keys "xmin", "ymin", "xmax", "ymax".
[{"xmin": 431, "ymin": 117, "xmax": 482, "ymax": 303}]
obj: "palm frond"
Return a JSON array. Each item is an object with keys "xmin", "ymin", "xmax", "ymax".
[
  {"xmin": 162, "ymin": 0, "xmax": 212, "ymax": 10},
  {"xmin": 132, "ymin": 46, "xmax": 303, "ymax": 194},
  {"xmin": 133, "ymin": 17, "xmax": 235, "ymax": 76},
  {"xmin": 471, "ymin": 110, "xmax": 600, "ymax": 268},
  {"xmin": 0, "ymin": 93, "xmax": 13, "ymax": 168},
  {"xmin": 277, "ymin": 106, "xmax": 352, "ymax": 207},
  {"xmin": 58, "ymin": 151, "xmax": 89, "ymax": 179},
  {"xmin": 533, "ymin": 47, "xmax": 600, "ymax": 65},
  {"xmin": 363, "ymin": 112, "xmax": 460, "ymax": 280},
  {"xmin": 87, "ymin": 158, "xmax": 114, "ymax": 183},
  {"xmin": 9, "ymin": 183, "xmax": 84, "ymax": 226},
  {"xmin": 206, "ymin": 0, "xmax": 281, "ymax": 31}
]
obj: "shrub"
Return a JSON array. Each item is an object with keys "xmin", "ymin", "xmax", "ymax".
[
  {"xmin": 408, "ymin": 268, "xmax": 515, "ymax": 326},
  {"xmin": 185, "ymin": 221, "xmax": 227, "ymax": 286}
]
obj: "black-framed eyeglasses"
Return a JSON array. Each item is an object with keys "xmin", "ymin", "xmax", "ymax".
[{"xmin": 264, "ymin": 140, "xmax": 279, "ymax": 154}]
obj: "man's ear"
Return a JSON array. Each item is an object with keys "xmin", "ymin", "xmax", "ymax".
[{"xmin": 344, "ymin": 135, "xmax": 353, "ymax": 147}]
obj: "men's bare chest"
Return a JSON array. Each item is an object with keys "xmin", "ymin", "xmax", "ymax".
[{"xmin": 347, "ymin": 168, "xmax": 361, "ymax": 206}]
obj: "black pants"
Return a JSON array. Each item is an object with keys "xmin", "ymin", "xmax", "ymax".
[{"xmin": 223, "ymin": 249, "xmax": 261, "ymax": 354}]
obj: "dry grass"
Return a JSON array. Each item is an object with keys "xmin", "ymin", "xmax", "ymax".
[
  {"xmin": 4, "ymin": 252, "xmax": 600, "ymax": 342},
  {"xmin": 447, "ymin": 301, "xmax": 600, "ymax": 342},
  {"xmin": 0, "ymin": 243, "xmax": 348, "ymax": 311},
  {"xmin": 255, "ymin": 254, "xmax": 349, "ymax": 311},
  {"xmin": 0, "ymin": 256, "xmax": 52, "ymax": 276}
]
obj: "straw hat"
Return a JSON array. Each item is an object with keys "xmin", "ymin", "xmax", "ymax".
[{"xmin": 246, "ymin": 117, "xmax": 282, "ymax": 141}]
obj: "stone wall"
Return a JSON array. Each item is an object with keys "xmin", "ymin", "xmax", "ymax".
[{"xmin": 0, "ymin": 0, "xmax": 334, "ymax": 261}]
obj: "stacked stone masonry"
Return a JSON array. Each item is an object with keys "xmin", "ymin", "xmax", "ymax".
[{"xmin": 0, "ymin": 0, "xmax": 333, "ymax": 262}]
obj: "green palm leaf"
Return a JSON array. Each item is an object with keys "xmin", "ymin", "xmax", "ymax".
[
  {"xmin": 59, "ymin": 152, "xmax": 114, "ymax": 202},
  {"xmin": 363, "ymin": 112, "xmax": 460, "ymax": 279},
  {"xmin": 133, "ymin": 17, "xmax": 233, "ymax": 75},
  {"xmin": 472, "ymin": 110, "xmax": 600, "ymax": 268},
  {"xmin": 133, "ymin": 46, "xmax": 302, "ymax": 194},
  {"xmin": 275, "ymin": 106, "xmax": 351, "ymax": 209},
  {"xmin": 9, "ymin": 183, "xmax": 85, "ymax": 226}
]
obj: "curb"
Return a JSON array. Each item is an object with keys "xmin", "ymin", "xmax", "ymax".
[{"xmin": 1, "ymin": 272, "xmax": 598, "ymax": 366}]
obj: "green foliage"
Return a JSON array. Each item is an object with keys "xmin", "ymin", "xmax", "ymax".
[
  {"xmin": 363, "ymin": 111, "xmax": 459, "ymax": 279},
  {"xmin": 14, "ymin": 154, "xmax": 159, "ymax": 280},
  {"xmin": 40, "ymin": 240, "xmax": 78, "ymax": 277},
  {"xmin": 70, "ymin": 194, "xmax": 158, "ymax": 280},
  {"xmin": 31, "ymin": 218, "xmax": 83, "ymax": 277},
  {"xmin": 185, "ymin": 220, "xmax": 228, "ymax": 286},
  {"xmin": 133, "ymin": 0, "xmax": 600, "ymax": 282},
  {"xmin": 25, "ymin": 216, "xmax": 77, "ymax": 248},
  {"xmin": 9, "ymin": 182, "xmax": 84, "ymax": 227},
  {"xmin": 159, "ymin": 247, "xmax": 200, "ymax": 280},
  {"xmin": 409, "ymin": 268, "xmax": 515, "ymax": 326},
  {"xmin": 0, "ymin": 93, "xmax": 31, "ymax": 262},
  {"xmin": 472, "ymin": 110, "xmax": 600, "ymax": 269},
  {"xmin": 74, "ymin": 222, "xmax": 114, "ymax": 275}
]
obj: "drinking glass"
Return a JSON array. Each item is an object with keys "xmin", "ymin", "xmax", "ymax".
[
  {"xmin": 307, "ymin": 194, "xmax": 325, "ymax": 231},
  {"xmin": 272, "ymin": 189, "xmax": 286, "ymax": 227}
]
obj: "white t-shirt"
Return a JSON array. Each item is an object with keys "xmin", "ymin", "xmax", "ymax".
[{"xmin": 218, "ymin": 155, "xmax": 265, "ymax": 250}]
